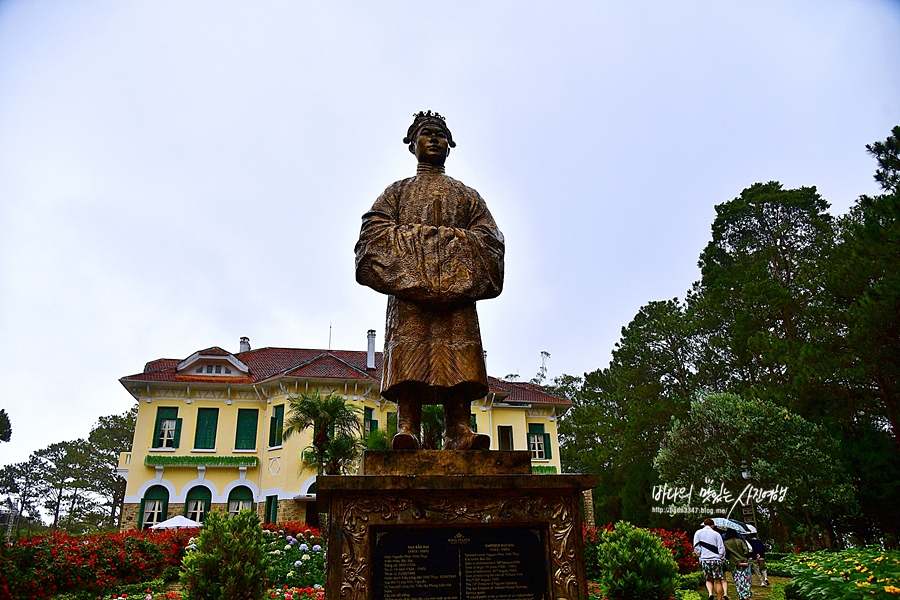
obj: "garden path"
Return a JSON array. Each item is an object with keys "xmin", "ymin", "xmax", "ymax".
[{"xmin": 697, "ymin": 575, "xmax": 791, "ymax": 599}]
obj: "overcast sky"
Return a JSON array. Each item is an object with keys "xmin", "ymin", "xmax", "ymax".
[{"xmin": 1, "ymin": 1, "xmax": 898, "ymax": 466}]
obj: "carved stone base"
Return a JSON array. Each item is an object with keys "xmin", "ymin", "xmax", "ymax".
[{"xmin": 318, "ymin": 469, "xmax": 597, "ymax": 600}]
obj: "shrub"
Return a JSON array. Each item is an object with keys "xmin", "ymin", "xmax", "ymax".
[
  {"xmin": 180, "ymin": 510, "xmax": 271, "ymax": 600},
  {"xmin": 595, "ymin": 521, "xmax": 679, "ymax": 600},
  {"xmin": 765, "ymin": 559, "xmax": 791, "ymax": 577},
  {"xmin": 674, "ymin": 591, "xmax": 703, "ymax": 600},
  {"xmin": 583, "ymin": 523, "xmax": 698, "ymax": 580},
  {"xmin": 649, "ymin": 527, "xmax": 699, "ymax": 574},
  {"xmin": 677, "ymin": 571, "xmax": 704, "ymax": 590},
  {"xmin": 767, "ymin": 581, "xmax": 792, "ymax": 600}
]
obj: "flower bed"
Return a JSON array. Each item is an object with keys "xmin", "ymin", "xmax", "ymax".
[
  {"xmin": 785, "ymin": 547, "xmax": 900, "ymax": 598},
  {"xmin": 0, "ymin": 529, "xmax": 194, "ymax": 600}
]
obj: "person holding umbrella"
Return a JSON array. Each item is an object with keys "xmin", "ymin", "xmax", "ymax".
[{"xmin": 694, "ymin": 518, "xmax": 727, "ymax": 600}]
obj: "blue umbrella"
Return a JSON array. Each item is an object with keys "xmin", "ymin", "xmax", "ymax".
[{"xmin": 707, "ymin": 517, "xmax": 752, "ymax": 533}]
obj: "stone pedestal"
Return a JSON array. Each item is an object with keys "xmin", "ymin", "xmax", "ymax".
[{"xmin": 318, "ymin": 451, "xmax": 597, "ymax": 600}]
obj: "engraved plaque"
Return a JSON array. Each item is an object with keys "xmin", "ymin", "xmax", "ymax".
[{"xmin": 372, "ymin": 526, "xmax": 549, "ymax": 600}]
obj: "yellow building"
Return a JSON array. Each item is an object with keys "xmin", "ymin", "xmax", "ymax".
[{"xmin": 118, "ymin": 334, "xmax": 572, "ymax": 530}]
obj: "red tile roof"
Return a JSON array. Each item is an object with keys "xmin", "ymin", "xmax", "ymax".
[
  {"xmin": 487, "ymin": 377, "xmax": 573, "ymax": 406},
  {"xmin": 122, "ymin": 346, "xmax": 570, "ymax": 406},
  {"xmin": 196, "ymin": 346, "xmax": 231, "ymax": 356},
  {"xmin": 281, "ymin": 353, "xmax": 373, "ymax": 380}
]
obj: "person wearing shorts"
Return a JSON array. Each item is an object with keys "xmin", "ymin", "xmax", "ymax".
[{"xmin": 694, "ymin": 518, "xmax": 728, "ymax": 600}]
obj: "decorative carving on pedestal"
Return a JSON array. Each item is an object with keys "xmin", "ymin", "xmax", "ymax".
[{"xmin": 334, "ymin": 492, "xmax": 582, "ymax": 600}]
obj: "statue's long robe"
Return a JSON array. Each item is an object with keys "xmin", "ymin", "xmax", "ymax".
[{"xmin": 355, "ymin": 172, "xmax": 505, "ymax": 403}]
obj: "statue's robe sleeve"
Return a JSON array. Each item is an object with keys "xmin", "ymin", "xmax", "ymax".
[
  {"xmin": 354, "ymin": 179, "xmax": 504, "ymax": 308},
  {"xmin": 354, "ymin": 176, "xmax": 505, "ymax": 401}
]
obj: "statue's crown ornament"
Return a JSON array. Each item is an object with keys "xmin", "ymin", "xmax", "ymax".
[{"xmin": 404, "ymin": 110, "xmax": 456, "ymax": 148}]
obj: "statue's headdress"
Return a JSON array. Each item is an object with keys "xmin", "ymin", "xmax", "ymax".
[{"xmin": 403, "ymin": 110, "xmax": 456, "ymax": 153}]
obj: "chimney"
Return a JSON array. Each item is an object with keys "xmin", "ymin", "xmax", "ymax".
[
  {"xmin": 366, "ymin": 330, "xmax": 376, "ymax": 370},
  {"xmin": 239, "ymin": 336, "xmax": 251, "ymax": 353}
]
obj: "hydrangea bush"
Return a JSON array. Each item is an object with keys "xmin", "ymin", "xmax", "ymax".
[{"xmin": 261, "ymin": 525, "xmax": 325, "ymax": 589}]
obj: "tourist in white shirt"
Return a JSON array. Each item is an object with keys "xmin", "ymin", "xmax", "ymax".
[{"xmin": 694, "ymin": 518, "xmax": 728, "ymax": 600}]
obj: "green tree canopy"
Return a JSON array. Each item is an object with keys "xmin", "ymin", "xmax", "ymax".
[
  {"xmin": 558, "ymin": 299, "xmax": 698, "ymax": 526},
  {"xmin": 654, "ymin": 393, "xmax": 856, "ymax": 547},
  {"xmin": 0, "ymin": 409, "xmax": 10, "ymax": 443},
  {"xmin": 867, "ymin": 124, "xmax": 900, "ymax": 194},
  {"xmin": 692, "ymin": 181, "xmax": 835, "ymax": 414},
  {"xmin": 87, "ymin": 405, "xmax": 137, "ymax": 527}
]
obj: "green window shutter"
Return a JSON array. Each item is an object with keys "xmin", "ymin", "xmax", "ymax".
[
  {"xmin": 268, "ymin": 416, "xmax": 277, "ymax": 447},
  {"xmin": 470, "ymin": 414, "xmax": 478, "ymax": 433},
  {"xmin": 543, "ymin": 433, "xmax": 552, "ymax": 459},
  {"xmin": 194, "ymin": 408, "xmax": 218, "ymax": 449},
  {"xmin": 235, "ymin": 409, "xmax": 259, "ymax": 450},
  {"xmin": 151, "ymin": 422, "xmax": 162, "ymax": 448},
  {"xmin": 528, "ymin": 423, "xmax": 545, "ymax": 435},
  {"xmin": 137, "ymin": 498, "xmax": 146, "ymax": 529},
  {"xmin": 265, "ymin": 495, "xmax": 278, "ymax": 524},
  {"xmin": 269, "ymin": 405, "xmax": 284, "ymax": 447},
  {"xmin": 173, "ymin": 418, "xmax": 183, "ymax": 448},
  {"xmin": 229, "ymin": 486, "xmax": 254, "ymax": 502}
]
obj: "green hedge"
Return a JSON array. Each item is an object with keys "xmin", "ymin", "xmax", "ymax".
[{"xmin": 144, "ymin": 455, "xmax": 258, "ymax": 467}]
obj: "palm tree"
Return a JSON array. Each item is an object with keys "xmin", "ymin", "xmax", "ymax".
[
  {"xmin": 283, "ymin": 391, "xmax": 362, "ymax": 475},
  {"xmin": 420, "ymin": 405, "xmax": 445, "ymax": 450}
]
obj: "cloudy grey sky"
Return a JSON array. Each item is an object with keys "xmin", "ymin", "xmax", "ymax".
[{"xmin": 1, "ymin": 1, "xmax": 898, "ymax": 465}]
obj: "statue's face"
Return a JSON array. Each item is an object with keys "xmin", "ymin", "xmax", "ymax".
[{"xmin": 413, "ymin": 125, "xmax": 449, "ymax": 165}]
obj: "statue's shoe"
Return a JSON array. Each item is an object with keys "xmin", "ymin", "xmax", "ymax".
[
  {"xmin": 443, "ymin": 432, "xmax": 491, "ymax": 450},
  {"xmin": 392, "ymin": 432, "xmax": 420, "ymax": 450}
]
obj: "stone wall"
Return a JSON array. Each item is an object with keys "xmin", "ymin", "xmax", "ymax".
[
  {"xmin": 278, "ymin": 499, "xmax": 308, "ymax": 523},
  {"xmin": 121, "ymin": 503, "xmax": 141, "ymax": 531}
]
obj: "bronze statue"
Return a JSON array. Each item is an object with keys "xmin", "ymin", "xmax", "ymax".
[{"xmin": 355, "ymin": 111, "xmax": 505, "ymax": 450}]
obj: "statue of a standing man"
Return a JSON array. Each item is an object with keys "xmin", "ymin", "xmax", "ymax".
[{"xmin": 355, "ymin": 111, "xmax": 505, "ymax": 450}]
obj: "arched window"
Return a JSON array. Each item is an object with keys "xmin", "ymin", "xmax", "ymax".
[
  {"xmin": 185, "ymin": 486, "xmax": 212, "ymax": 523},
  {"xmin": 228, "ymin": 486, "xmax": 254, "ymax": 517},
  {"xmin": 140, "ymin": 485, "xmax": 169, "ymax": 530}
]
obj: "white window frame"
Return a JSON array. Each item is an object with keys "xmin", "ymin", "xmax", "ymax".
[
  {"xmin": 529, "ymin": 433, "xmax": 547, "ymax": 460},
  {"xmin": 228, "ymin": 499, "xmax": 252, "ymax": 517},
  {"xmin": 186, "ymin": 499, "xmax": 206, "ymax": 522},
  {"xmin": 158, "ymin": 419, "xmax": 177, "ymax": 447},
  {"xmin": 143, "ymin": 500, "xmax": 164, "ymax": 528}
]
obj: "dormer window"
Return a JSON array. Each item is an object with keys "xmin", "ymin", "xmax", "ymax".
[
  {"xmin": 177, "ymin": 348, "xmax": 249, "ymax": 378},
  {"xmin": 193, "ymin": 364, "xmax": 235, "ymax": 376}
]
